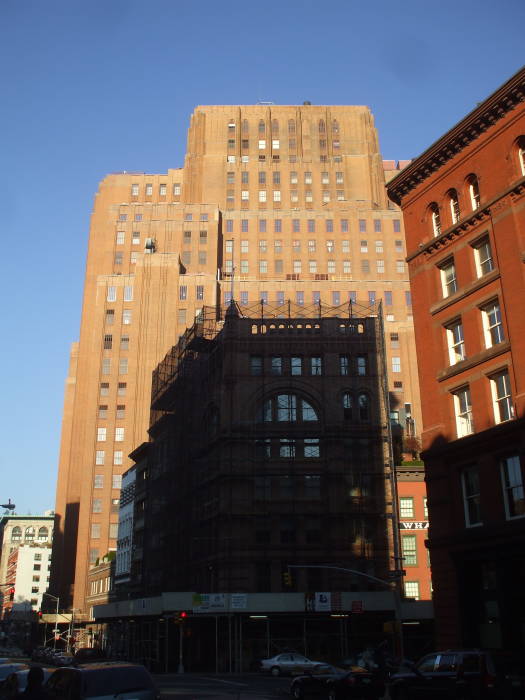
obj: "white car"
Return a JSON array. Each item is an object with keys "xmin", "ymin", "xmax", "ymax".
[{"xmin": 259, "ymin": 653, "xmax": 328, "ymax": 676}]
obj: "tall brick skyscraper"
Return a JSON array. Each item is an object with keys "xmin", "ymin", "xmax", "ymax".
[{"xmin": 51, "ymin": 104, "xmax": 421, "ymax": 613}]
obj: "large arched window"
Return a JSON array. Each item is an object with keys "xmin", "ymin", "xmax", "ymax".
[
  {"xmin": 242, "ymin": 119, "xmax": 249, "ymax": 134},
  {"xmin": 271, "ymin": 119, "xmax": 279, "ymax": 133},
  {"xmin": 25, "ymin": 527, "xmax": 35, "ymax": 541},
  {"xmin": 37, "ymin": 527, "xmax": 49, "ymax": 542},
  {"xmin": 466, "ymin": 174, "xmax": 480, "ymax": 210},
  {"xmin": 288, "ymin": 119, "xmax": 296, "ymax": 134},
  {"xmin": 358, "ymin": 394, "xmax": 369, "ymax": 421},
  {"xmin": 260, "ymin": 394, "xmax": 319, "ymax": 423},
  {"xmin": 318, "ymin": 119, "xmax": 326, "ymax": 133},
  {"xmin": 258, "ymin": 119, "xmax": 266, "ymax": 134},
  {"xmin": 11, "ymin": 526, "xmax": 21, "ymax": 542},
  {"xmin": 429, "ymin": 203, "xmax": 441, "ymax": 237},
  {"xmin": 448, "ymin": 189, "xmax": 460, "ymax": 224}
]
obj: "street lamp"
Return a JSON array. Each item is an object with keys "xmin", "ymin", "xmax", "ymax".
[
  {"xmin": 42, "ymin": 592, "xmax": 60, "ymax": 650},
  {"xmin": 1, "ymin": 500, "xmax": 15, "ymax": 511},
  {"xmin": 288, "ymin": 564, "xmax": 404, "ymax": 659}
]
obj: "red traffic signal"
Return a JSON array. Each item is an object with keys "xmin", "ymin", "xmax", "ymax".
[{"xmin": 173, "ymin": 611, "xmax": 188, "ymax": 623}]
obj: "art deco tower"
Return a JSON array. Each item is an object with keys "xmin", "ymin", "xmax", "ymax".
[{"xmin": 51, "ymin": 104, "xmax": 421, "ymax": 613}]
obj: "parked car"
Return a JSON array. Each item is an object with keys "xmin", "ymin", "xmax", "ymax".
[
  {"xmin": 73, "ymin": 648, "xmax": 107, "ymax": 663},
  {"xmin": 1, "ymin": 667, "xmax": 56, "ymax": 694},
  {"xmin": 0, "ymin": 663, "xmax": 28, "ymax": 681},
  {"xmin": 260, "ymin": 653, "xmax": 330, "ymax": 676},
  {"xmin": 389, "ymin": 649, "xmax": 525, "ymax": 700},
  {"xmin": 44, "ymin": 662, "xmax": 160, "ymax": 700},
  {"xmin": 290, "ymin": 664, "xmax": 385, "ymax": 700}
]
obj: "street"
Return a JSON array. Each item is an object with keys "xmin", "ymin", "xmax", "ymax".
[{"xmin": 153, "ymin": 673, "xmax": 289, "ymax": 699}]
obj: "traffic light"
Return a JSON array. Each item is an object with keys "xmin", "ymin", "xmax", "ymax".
[
  {"xmin": 38, "ymin": 611, "xmax": 43, "ymax": 619},
  {"xmin": 173, "ymin": 611, "xmax": 188, "ymax": 624},
  {"xmin": 283, "ymin": 571, "xmax": 292, "ymax": 587},
  {"xmin": 8, "ymin": 587, "xmax": 15, "ymax": 601}
]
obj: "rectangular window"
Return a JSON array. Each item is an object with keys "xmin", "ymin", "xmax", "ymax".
[
  {"xmin": 446, "ymin": 321, "xmax": 466, "ymax": 365},
  {"xmin": 308, "ymin": 219, "xmax": 315, "ymax": 233},
  {"xmin": 274, "ymin": 239, "xmax": 282, "ymax": 253},
  {"xmin": 326, "ymin": 240, "xmax": 334, "ymax": 253},
  {"xmin": 357, "ymin": 355, "xmax": 367, "ymax": 376},
  {"xmin": 375, "ymin": 240, "xmax": 383, "ymax": 253},
  {"xmin": 332, "ymin": 291, "xmax": 340, "ymax": 305},
  {"xmin": 271, "ymin": 357, "xmax": 283, "ymax": 376},
  {"xmin": 296, "ymin": 291, "xmax": 304, "ymax": 305},
  {"xmin": 311, "ymin": 357, "xmax": 322, "ymax": 375},
  {"xmin": 107, "ymin": 286, "xmax": 117, "ymax": 302},
  {"xmin": 473, "ymin": 238, "xmax": 494, "ymax": 277},
  {"xmin": 134, "ymin": 213, "xmax": 142, "ymax": 222},
  {"xmin": 198, "ymin": 251, "xmax": 207, "ymax": 265},
  {"xmin": 490, "ymin": 371, "xmax": 513, "ymax": 423},
  {"xmin": 259, "ymin": 260, "xmax": 268, "ymax": 273},
  {"xmin": 113, "ymin": 451, "xmax": 123, "ymax": 465},
  {"xmin": 196, "ymin": 285, "xmax": 204, "ymax": 300},
  {"xmin": 395, "ymin": 240, "xmax": 403, "ymax": 253},
  {"xmin": 124, "ymin": 286, "xmax": 133, "ymax": 302},
  {"xmin": 240, "ymin": 291, "xmax": 248, "ymax": 305},
  {"xmin": 292, "ymin": 219, "xmax": 300, "ymax": 233},
  {"xmin": 240, "ymin": 260, "xmax": 249, "ymax": 274},
  {"xmin": 384, "ymin": 291, "xmax": 393, "ymax": 306},
  {"xmin": 361, "ymin": 260, "xmax": 370, "ymax": 273},
  {"xmin": 112, "ymin": 474, "xmax": 123, "ymax": 490},
  {"xmin": 103, "ymin": 334, "xmax": 113, "ymax": 350},
  {"xmin": 91, "ymin": 524, "xmax": 101, "ymax": 539},
  {"xmin": 481, "ymin": 301, "xmax": 504, "ymax": 347},
  {"xmin": 277, "ymin": 291, "xmax": 285, "ymax": 305},
  {"xmin": 241, "ymin": 171, "xmax": 249, "ymax": 184},
  {"xmin": 105, "ymin": 310, "xmax": 115, "ymax": 326},
  {"xmin": 241, "ymin": 190, "xmax": 249, "ymax": 201},
  {"xmin": 145, "ymin": 184, "xmax": 153, "ymax": 196},
  {"xmin": 119, "ymin": 358, "xmax": 128, "ymax": 375},
  {"xmin": 117, "ymin": 382, "xmax": 126, "ymax": 396},
  {"xmin": 462, "ymin": 466, "xmax": 481, "ymax": 526},
  {"xmin": 392, "ymin": 356, "xmax": 401, "ymax": 373},
  {"xmin": 274, "ymin": 219, "xmax": 282, "ymax": 232},
  {"xmin": 291, "ymin": 357, "xmax": 302, "ymax": 376},
  {"xmin": 199, "ymin": 230, "xmax": 207, "ymax": 244},
  {"xmin": 226, "ymin": 219, "xmax": 233, "ymax": 233},
  {"xmin": 339, "ymin": 355, "xmax": 350, "ymax": 376},
  {"xmin": 396, "ymin": 260, "xmax": 405, "ymax": 274},
  {"xmin": 159, "ymin": 184, "xmax": 167, "ymax": 196},
  {"xmin": 293, "ymin": 260, "xmax": 301, "ymax": 274},
  {"xmin": 404, "ymin": 581, "xmax": 420, "ymax": 600},
  {"xmin": 402, "ymin": 535, "xmax": 417, "ymax": 565},
  {"xmin": 130, "ymin": 252, "xmax": 138, "ymax": 264},
  {"xmin": 359, "ymin": 219, "xmax": 366, "ymax": 233},
  {"xmin": 343, "ymin": 261, "xmax": 351, "ymax": 274},
  {"xmin": 179, "ymin": 285, "xmax": 187, "ymax": 301},
  {"xmin": 360, "ymin": 241, "xmax": 368, "ymax": 253},
  {"xmin": 500, "ymin": 456, "xmax": 525, "ymax": 519},
  {"xmin": 398, "ymin": 497, "xmax": 415, "ymax": 520},
  {"xmin": 173, "ymin": 183, "xmax": 181, "ymax": 195},
  {"xmin": 304, "ymin": 441, "xmax": 320, "ymax": 459},
  {"xmin": 132, "ymin": 231, "xmax": 140, "ymax": 245},
  {"xmin": 98, "ymin": 404, "xmax": 108, "ymax": 419},
  {"xmin": 95, "ymin": 450, "xmax": 105, "ymax": 465},
  {"xmin": 116, "ymin": 230, "xmax": 125, "ymax": 245},
  {"xmin": 275, "ymin": 260, "xmax": 283, "ymax": 273},
  {"xmin": 393, "ymin": 220, "xmax": 401, "ymax": 233},
  {"xmin": 115, "ymin": 427, "xmax": 125, "ymax": 442},
  {"xmin": 109, "ymin": 523, "xmax": 119, "ymax": 539},
  {"xmin": 405, "ymin": 291, "xmax": 412, "ymax": 307},
  {"xmin": 454, "ymin": 387, "xmax": 474, "ymax": 437},
  {"xmin": 258, "ymin": 139, "xmax": 266, "ymax": 149},
  {"xmin": 368, "ymin": 291, "xmax": 376, "ymax": 305},
  {"xmin": 341, "ymin": 219, "xmax": 349, "ymax": 233},
  {"xmin": 100, "ymin": 382, "xmax": 109, "ymax": 396},
  {"xmin": 273, "ymin": 190, "xmax": 281, "ymax": 202},
  {"xmin": 250, "ymin": 356, "xmax": 263, "ymax": 376},
  {"xmin": 326, "ymin": 219, "xmax": 333, "ymax": 232},
  {"xmin": 309, "ymin": 261, "xmax": 317, "ymax": 274},
  {"xmin": 312, "ymin": 291, "xmax": 320, "ymax": 304},
  {"xmin": 241, "ymin": 219, "xmax": 249, "ymax": 232},
  {"xmin": 390, "ymin": 333, "xmax": 399, "ymax": 348},
  {"xmin": 94, "ymin": 474, "xmax": 103, "ymax": 489},
  {"xmin": 440, "ymin": 260, "xmax": 457, "ymax": 297},
  {"xmin": 374, "ymin": 219, "xmax": 382, "ymax": 233},
  {"xmin": 116, "ymin": 404, "xmax": 125, "ymax": 419},
  {"xmin": 102, "ymin": 358, "xmax": 111, "ymax": 375},
  {"xmin": 225, "ymin": 240, "xmax": 233, "ymax": 254},
  {"xmin": 118, "ymin": 213, "xmax": 127, "ymax": 221},
  {"xmin": 92, "ymin": 499, "xmax": 102, "ymax": 514},
  {"xmin": 377, "ymin": 260, "xmax": 385, "ymax": 274},
  {"xmin": 97, "ymin": 428, "xmax": 106, "ymax": 442},
  {"xmin": 178, "ymin": 309, "xmax": 187, "ymax": 325},
  {"xmin": 131, "ymin": 184, "xmax": 139, "ymax": 196},
  {"xmin": 122, "ymin": 310, "xmax": 132, "ymax": 325},
  {"xmin": 259, "ymin": 219, "xmax": 267, "ymax": 233}
]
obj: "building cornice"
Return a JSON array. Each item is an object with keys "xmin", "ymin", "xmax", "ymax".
[{"xmin": 387, "ymin": 66, "xmax": 525, "ymax": 205}]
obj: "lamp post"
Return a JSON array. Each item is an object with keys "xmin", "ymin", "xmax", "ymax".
[
  {"xmin": 42, "ymin": 592, "xmax": 60, "ymax": 650},
  {"xmin": 0, "ymin": 500, "xmax": 15, "ymax": 511},
  {"xmin": 288, "ymin": 564, "xmax": 404, "ymax": 659}
]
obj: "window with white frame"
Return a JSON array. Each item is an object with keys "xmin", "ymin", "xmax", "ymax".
[
  {"xmin": 399, "ymin": 497, "xmax": 414, "ymax": 518},
  {"xmin": 131, "ymin": 184, "xmax": 139, "ymax": 196},
  {"xmin": 453, "ymin": 387, "xmax": 473, "ymax": 437},
  {"xmin": 402, "ymin": 535, "xmax": 417, "ymax": 565},
  {"xmin": 124, "ymin": 286, "xmax": 133, "ymax": 302},
  {"xmin": 430, "ymin": 203, "xmax": 441, "ymax": 236},
  {"xmin": 468, "ymin": 176, "xmax": 480, "ymax": 210},
  {"xmin": 445, "ymin": 320, "xmax": 466, "ymax": 365},
  {"xmin": 518, "ymin": 141, "xmax": 525, "ymax": 176},
  {"xmin": 116, "ymin": 231, "xmax": 125, "ymax": 245},
  {"xmin": 113, "ymin": 451, "xmax": 123, "ymax": 465},
  {"xmin": 439, "ymin": 260, "xmax": 457, "ymax": 297},
  {"xmin": 115, "ymin": 427, "xmax": 125, "ymax": 442},
  {"xmin": 259, "ymin": 190, "xmax": 267, "ymax": 202},
  {"xmin": 107, "ymin": 286, "xmax": 117, "ymax": 302},
  {"xmin": 448, "ymin": 189, "xmax": 460, "ymax": 223},
  {"xmin": 473, "ymin": 237, "xmax": 494, "ymax": 277},
  {"xmin": 97, "ymin": 428, "xmax": 106, "ymax": 442},
  {"xmin": 273, "ymin": 190, "xmax": 281, "ymax": 202},
  {"xmin": 490, "ymin": 370, "xmax": 513, "ymax": 423},
  {"xmin": 404, "ymin": 581, "xmax": 420, "ymax": 599},
  {"xmin": 392, "ymin": 357, "xmax": 401, "ymax": 373},
  {"xmin": 396, "ymin": 260, "xmax": 405, "ymax": 273},
  {"xmin": 462, "ymin": 466, "xmax": 481, "ymax": 526},
  {"xmin": 241, "ymin": 190, "xmax": 249, "ymax": 201},
  {"xmin": 500, "ymin": 455, "xmax": 525, "ymax": 519},
  {"xmin": 481, "ymin": 301, "xmax": 504, "ymax": 347},
  {"xmin": 95, "ymin": 450, "xmax": 105, "ymax": 465}
]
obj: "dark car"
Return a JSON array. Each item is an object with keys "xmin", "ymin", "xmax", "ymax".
[
  {"xmin": 389, "ymin": 649, "xmax": 525, "ymax": 700},
  {"xmin": 290, "ymin": 665, "xmax": 385, "ymax": 700},
  {"xmin": 73, "ymin": 648, "xmax": 107, "ymax": 663},
  {"xmin": 45, "ymin": 662, "xmax": 160, "ymax": 700},
  {"xmin": 0, "ymin": 663, "xmax": 29, "ymax": 681}
]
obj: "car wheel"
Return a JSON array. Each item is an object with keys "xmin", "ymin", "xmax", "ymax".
[
  {"xmin": 270, "ymin": 666, "xmax": 281, "ymax": 677},
  {"xmin": 291, "ymin": 683, "xmax": 303, "ymax": 699}
]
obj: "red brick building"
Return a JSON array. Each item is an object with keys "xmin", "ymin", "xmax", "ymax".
[{"xmin": 387, "ymin": 67, "xmax": 525, "ymax": 649}]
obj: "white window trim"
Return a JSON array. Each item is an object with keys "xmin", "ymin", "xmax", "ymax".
[
  {"xmin": 445, "ymin": 321, "xmax": 465, "ymax": 365},
  {"xmin": 500, "ymin": 456, "xmax": 525, "ymax": 520},
  {"xmin": 473, "ymin": 238, "xmax": 494, "ymax": 278},
  {"xmin": 490, "ymin": 371, "xmax": 514, "ymax": 424},
  {"xmin": 481, "ymin": 301, "xmax": 504, "ymax": 348},
  {"xmin": 453, "ymin": 388, "xmax": 473, "ymax": 437},
  {"xmin": 461, "ymin": 467, "xmax": 482, "ymax": 528},
  {"xmin": 439, "ymin": 261, "xmax": 457, "ymax": 298}
]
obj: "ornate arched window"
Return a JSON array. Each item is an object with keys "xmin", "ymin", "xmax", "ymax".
[
  {"xmin": 11, "ymin": 526, "xmax": 21, "ymax": 542},
  {"xmin": 38, "ymin": 526, "xmax": 49, "ymax": 542},
  {"xmin": 517, "ymin": 136, "xmax": 525, "ymax": 176},
  {"xmin": 466, "ymin": 175, "xmax": 480, "ymax": 210},
  {"xmin": 429, "ymin": 202, "xmax": 441, "ymax": 236},
  {"xmin": 259, "ymin": 394, "xmax": 319, "ymax": 423},
  {"xmin": 358, "ymin": 394, "xmax": 369, "ymax": 421},
  {"xmin": 25, "ymin": 527, "xmax": 35, "ymax": 541},
  {"xmin": 448, "ymin": 189, "xmax": 460, "ymax": 224},
  {"xmin": 343, "ymin": 392, "xmax": 353, "ymax": 420}
]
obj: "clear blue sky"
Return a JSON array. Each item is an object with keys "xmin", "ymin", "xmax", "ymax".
[{"xmin": 1, "ymin": 0, "xmax": 523, "ymax": 515}]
